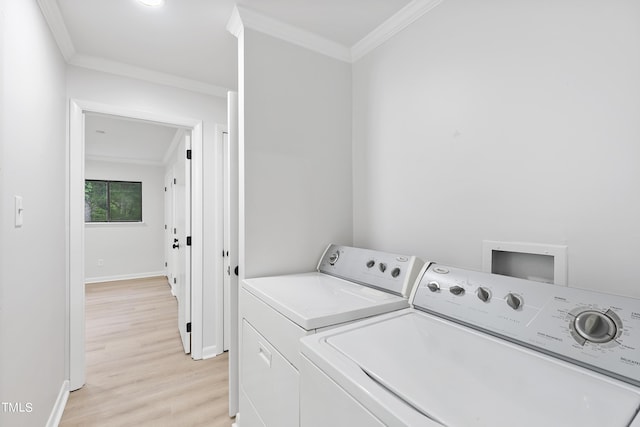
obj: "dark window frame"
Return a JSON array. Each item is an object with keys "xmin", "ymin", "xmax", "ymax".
[{"xmin": 85, "ymin": 179, "xmax": 143, "ymax": 223}]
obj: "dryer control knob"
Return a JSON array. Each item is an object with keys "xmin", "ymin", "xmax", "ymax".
[
  {"xmin": 449, "ymin": 286, "xmax": 465, "ymax": 296},
  {"xmin": 391, "ymin": 267, "xmax": 401, "ymax": 278},
  {"xmin": 379, "ymin": 263, "xmax": 387, "ymax": 273},
  {"xmin": 477, "ymin": 287, "xmax": 490, "ymax": 302},
  {"xmin": 574, "ymin": 311, "xmax": 617, "ymax": 344},
  {"xmin": 366, "ymin": 260, "xmax": 375, "ymax": 268},
  {"xmin": 427, "ymin": 281, "xmax": 440, "ymax": 292},
  {"xmin": 505, "ymin": 293, "xmax": 522, "ymax": 310}
]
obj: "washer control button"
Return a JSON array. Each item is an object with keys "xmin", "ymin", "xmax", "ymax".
[
  {"xmin": 328, "ymin": 251, "xmax": 339, "ymax": 265},
  {"xmin": 574, "ymin": 311, "xmax": 617, "ymax": 344},
  {"xmin": 379, "ymin": 263, "xmax": 387, "ymax": 273},
  {"xmin": 505, "ymin": 293, "xmax": 522, "ymax": 310},
  {"xmin": 427, "ymin": 281, "xmax": 440, "ymax": 292},
  {"xmin": 477, "ymin": 287, "xmax": 490, "ymax": 302},
  {"xmin": 391, "ymin": 267, "xmax": 401, "ymax": 278},
  {"xmin": 366, "ymin": 260, "xmax": 375, "ymax": 268},
  {"xmin": 449, "ymin": 285, "xmax": 465, "ymax": 296},
  {"xmin": 433, "ymin": 267, "xmax": 449, "ymax": 274}
]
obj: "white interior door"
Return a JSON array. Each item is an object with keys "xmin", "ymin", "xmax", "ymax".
[
  {"xmin": 174, "ymin": 134, "xmax": 191, "ymax": 353},
  {"xmin": 223, "ymin": 131, "xmax": 230, "ymax": 351},
  {"xmin": 227, "ymin": 91, "xmax": 240, "ymax": 417},
  {"xmin": 223, "ymin": 129, "xmax": 238, "ymax": 353},
  {"xmin": 165, "ymin": 169, "xmax": 176, "ymax": 295}
]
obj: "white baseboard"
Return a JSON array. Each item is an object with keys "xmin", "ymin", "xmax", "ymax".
[
  {"xmin": 85, "ymin": 271, "xmax": 166, "ymax": 284},
  {"xmin": 202, "ymin": 345, "xmax": 224, "ymax": 360},
  {"xmin": 46, "ymin": 380, "xmax": 69, "ymax": 427}
]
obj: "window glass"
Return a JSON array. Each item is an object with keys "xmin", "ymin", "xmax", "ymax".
[{"xmin": 85, "ymin": 180, "xmax": 142, "ymax": 222}]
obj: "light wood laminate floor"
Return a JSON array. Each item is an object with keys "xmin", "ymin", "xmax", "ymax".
[{"xmin": 60, "ymin": 276, "xmax": 233, "ymax": 427}]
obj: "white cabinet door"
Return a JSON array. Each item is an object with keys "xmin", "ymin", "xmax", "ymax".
[{"xmin": 241, "ymin": 320, "xmax": 299, "ymax": 427}]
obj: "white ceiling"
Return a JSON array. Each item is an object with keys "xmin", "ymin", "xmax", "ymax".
[
  {"xmin": 50, "ymin": 0, "xmax": 418, "ymax": 94},
  {"xmin": 85, "ymin": 113, "xmax": 183, "ymax": 166},
  {"xmin": 48, "ymin": 0, "xmax": 435, "ymax": 162}
]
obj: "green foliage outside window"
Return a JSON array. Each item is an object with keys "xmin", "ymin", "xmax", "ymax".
[{"xmin": 85, "ymin": 180, "xmax": 142, "ymax": 222}]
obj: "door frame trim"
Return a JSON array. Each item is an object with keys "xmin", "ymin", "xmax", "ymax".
[{"xmin": 67, "ymin": 99, "xmax": 204, "ymax": 390}]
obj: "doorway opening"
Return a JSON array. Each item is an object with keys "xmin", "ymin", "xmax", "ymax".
[
  {"xmin": 68, "ymin": 99, "xmax": 207, "ymax": 391},
  {"xmin": 84, "ymin": 112, "xmax": 193, "ymax": 353}
]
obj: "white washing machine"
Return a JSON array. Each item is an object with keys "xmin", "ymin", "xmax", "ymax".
[
  {"xmin": 238, "ymin": 244, "xmax": 425, "ymax": 427},
  {"xmin": 300, "ymin": 263, "xmax": 640, "ymax": 427}
]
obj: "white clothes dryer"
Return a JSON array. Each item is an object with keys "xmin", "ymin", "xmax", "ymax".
[
  {"xmin": 238, "ymin": 244, "xmax": 425, "ymax": 427},
  {"xmin": 300, "ymin": 263, "xmax": 640, "ymax": 427}
]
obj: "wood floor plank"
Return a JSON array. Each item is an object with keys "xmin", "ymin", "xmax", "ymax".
[{"xmin": 60, "ymin": 276, "xmax": 233, "ymax": 427}]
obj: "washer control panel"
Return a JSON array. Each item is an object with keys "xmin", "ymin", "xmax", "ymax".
[
  {"xmin": 413, "ymin": 264, "xmax": 640, "ymax": 386},
  {"xmin": 317, "ymin": 244, "xmax": 425, "ymax": 298}
]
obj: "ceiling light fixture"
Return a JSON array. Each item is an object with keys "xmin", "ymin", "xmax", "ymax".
[{"xmin": 138, "ymin": 0, "xmax": 165, "ymax": 7}]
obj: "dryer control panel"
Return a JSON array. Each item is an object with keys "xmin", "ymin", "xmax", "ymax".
[
  {"xmin": 317, "ymin": 244, "xmax": 425, "ymax": 298},
  {"xmin": 413, "ymin": 264, "xmax": 640, "ymax": 387}
]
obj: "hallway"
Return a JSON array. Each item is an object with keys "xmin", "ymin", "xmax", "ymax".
[{"xmin": 60, "ymin": 277, "xmax": 233, "ymax": 426}]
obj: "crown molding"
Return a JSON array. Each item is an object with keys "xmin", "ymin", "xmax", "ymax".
[
  {"xmin": 69, "ymin": 54, "xmax": 230, "ymax": 98},
  {"xmin": 36, "ymin": 0, "xmax": 229, "ymax": 97},
  {"xmin": 231, "ymin": 5, "xmax": 351, "ymax": 63},
  {"xmin": 351, "ymin": 0, "xmax": 443, "ymax": 62},
  {"xmin": 36, "ymin": 0, "xmax": 76, "ymax": 61},
  {"xmin": 228, "ymin": 2, "xmax": 443, "ymax": 64},
  {"xmin": 39, "ymin": 0, "xmax": 443, "ymax": 90},
  {"xmin": 226, "ymin": 6, "xmax": 243, "ymax": 38}
]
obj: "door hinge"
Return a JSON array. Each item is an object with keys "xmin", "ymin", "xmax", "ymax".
[
  {"xmin": 165, "ymin": 262, "xmax": 167, "ymax": 267},
  {"xmin": 173, "ymin": 277, "xmax": 177, "ymax": 284},
  {"xmin": 173, "ymin": 178, "xmax": 177, "ymax": 185},
  {"xmin": 164, "ymin": 186, "xmax": 167, "ymax": 192},
  {"xmin": 186, "ymin": 322, "xmax": 192, "ymax": 333},
  {"xmin": 186, "ymin": 149, "xmax": 192, "ymax": 160},
  {"xmin": 186, "ymin": 236, "xmax": 192, "ymax": 246}
]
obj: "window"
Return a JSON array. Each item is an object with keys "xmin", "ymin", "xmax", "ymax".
[{"xmin": 85, "ymin": 180, "xmax": 142, "ymax": 222}]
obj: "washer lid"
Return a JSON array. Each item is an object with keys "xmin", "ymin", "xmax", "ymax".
[
  {"xmin": 242, "ymin": 273, "xmax": 408, "ymax": 330},
  {"xmin": 317, "ymin": 312, "xmax": 640, "ymax": 427}
]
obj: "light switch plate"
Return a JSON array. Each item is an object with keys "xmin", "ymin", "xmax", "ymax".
[{"xmin": 15, "ymin": 196, "xmax": 23, "ymax": 227}]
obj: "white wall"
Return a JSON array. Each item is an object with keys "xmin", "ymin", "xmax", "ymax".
[
  {"xmin": 240, "ymin": 29, "xmax": 353, "ymax": 279},
  {"xmin": 0, "ymin": 0, "xmax": 68, "ymax": 425},
  {"xmin": 353, "ymin": 0, "xmax": 640, "ymax": 297},
  {"xmin": 84, "ymin": 160, "xmax": 165, "ymax": 282},
  {"xmin": 67, "ymin": 67, "xmax": 227, "ymax": 353}
]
